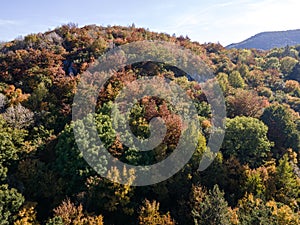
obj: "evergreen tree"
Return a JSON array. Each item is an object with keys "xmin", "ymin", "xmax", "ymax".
[
  {"xmin": 275, "ymin": 154, "xmax": 300, "ymax": 208},
  {"xmin": 192, "ymin": 184, "xmax": 232, "ymax": 225}
]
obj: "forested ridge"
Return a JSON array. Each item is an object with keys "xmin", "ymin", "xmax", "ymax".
[{"xmin": 0, "ymin": 24, "xmax": 299, "ymax": 224}]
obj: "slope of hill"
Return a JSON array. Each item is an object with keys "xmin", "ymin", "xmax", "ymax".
[
  {"xmin": 226, "ymin": 29, "xmax": 300, "ymax": 50},
  {"xmin": 0, "ymin": 24, "xmax": 299, "ymax": 224}
]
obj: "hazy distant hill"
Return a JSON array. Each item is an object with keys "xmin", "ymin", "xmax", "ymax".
[{"xmin": 226, "ymin": 29, "xmax": 300, "ymax": 50}]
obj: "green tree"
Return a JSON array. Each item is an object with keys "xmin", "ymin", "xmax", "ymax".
[
  {"xmin": 192, "ymin": 184, "xmax": 232, "ymax": 225},
  {"xmin": 261, "ymin": 104, "xmax": 300, "ymax": 153},
  {"xmin": 228, "ymin": 70, "xmax": 245, "ymax": 88},
  {"xmin": 53, "ymin": 114, "xmax": 110, "ymax": 195},
  {"xmin": 238, "ymin": 64, "xmax": 249, "ymax": 78},
  {"xmin": 0, "ymin": 116, "xmax": 26, "ymax": 180},
  {"xmin": 0, "ymin": 184, "xmax": 24, "ymax": 225},
  {"xmin": 264, "ymin": 57, "xmax": 280, "ymax": 70},
  {"xmin": 222, "ymin": 116, "xmax": 273, "ymax": 168},
  {"xmin": 85, "ymin": 166, "xmax": 135, "ymax": 219},
  {"xmin": 216, "ymin": 72, "xmax": 230, "ymax": 94},
  {"xmin": 280, "ymin": 56, "xmax": 298, "ymax": 76},
  {"xmin": 275, "ymin": 154, "xmax": 300, "ymax": 208},
  {"xmin": 237, "ymin": 194, "xmax": 275, "ymax": 225},
  {"xmin": 26, "ymin": 81, "xmax": 49, "ymax": 112},
  {"xmin": 53, "ymin": 122, "xmax": 93, "ymax": 195},
  {"xmin": 243, "ymin": 166, "xmax": 267, "ymax": 198}
]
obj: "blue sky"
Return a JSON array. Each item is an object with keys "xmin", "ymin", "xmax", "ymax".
[{"xmin": 1, "ymin": 0, "xmax": 299, "ymax": 45}]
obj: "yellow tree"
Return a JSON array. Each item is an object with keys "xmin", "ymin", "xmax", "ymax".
[
  {"xmin": 138, "ymin": 199, "xmax": 175, "ymax": 225},
  {"xmin": 47, "ymin": 199, "xmax": 103, "ymax": 225}
]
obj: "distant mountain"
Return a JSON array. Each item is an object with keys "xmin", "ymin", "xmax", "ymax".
[{"xmin": 226, "ymin": 29, "xmax": 300, "ymax": 50}]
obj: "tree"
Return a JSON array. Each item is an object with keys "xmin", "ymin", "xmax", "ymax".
[
  {"xmin": 226, "ymin": 89, "xmax": 268, "ymax": 118},
  {"xmin": 85, "ymin": 166, "xmax": 135, "ymax": 219},
  {"xmin": 274, "ymin": 154, "xmax": 300, "ymax": 208},
  {"xmin": 238, "ymin": 64, "xmax": 249, "ymax": 78},
  {"xmin": 236, "ymin": 194, "xmax": 275, "ymax": 225},
  {"xmin": 138, "ymin": 199, "xmax": 175, "ymax": 225},
  {"xmin": 243, "ymin": 166, "xmax": 267, "ymax": 198},
  {"xmin": 284, "ymin": 80, "xmax": 300, "ymax": 94},
  {"xmin": 228, "ymin": 70, "xmax": 245, "ymax": 88},
  {"xmin": 16, "ymin": 158, "xmax": 64, "ymax": 207},
  {"xmin": 216, "ymin": 72, "xmax": 230, "ymax": 94},
  {"xmin": 247, "ymin": 69, "xmax": 265, "ymax": 88},
  {"xmin": 90, "ymin": 37, "xmax": 108, "ymax": 58},
  {"xmin": 53, "ymin": 110, "xmax": 122, "ymax": 195},
  {"xmin": 53, "ymin": 119, "xmax": 103, "ymax": 195},
  {"xmin": 48, "ymin": 199, "xmax": 104, "ymax": 225},
  {"xmin": 46, "ymin": 216, "xmax": 64, "ymax": 225},
  {"xmin": 261, "ymin": 104, "xmax": 300, "ymax": 153},
  {"xmin": 191, "ymin": 184, "xmax": 232, "ymax": 225},
  {"xmin": 0, "ymin": 94, "xmax": 6, "ymax": 110},
  {"xmin": 280, "ymin": 56, "xmax": 298, "ymax": 76},
  {"xmin": 2, "ymin": 104, "xmax": 34, "ymax": 129},
  {"xmin": 264, "ymin": 57, "xmax": 280, "ymax": 70},
  {"xmin": 287, "ymin": 62, "xmax": 300, "ymax": 82},
  {"xmin": 26, "ymin": 81, "xmax": 49, "ymax": 112},
  {"xmin": 3, "ymin": 85, "xmax": 29, "ymax": 106},
  {"xmin": 266, "ymin": 200, "xmax": 300, "ymax": 225},
  {"xmin": 14, "ymin": 202, "xmax": 39, "ymax": 225},
  {"xmin": 0, "ymin": 116, "xmax": 26, "ymax": 180},
  {"xmin": 0, "ymin": 184, "xmax": 24, "ymax": 225},
  {"xmin": 222, "ymin": 116, "xmax": 272, "ymax": 168}
]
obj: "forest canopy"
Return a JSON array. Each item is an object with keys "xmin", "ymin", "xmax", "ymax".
[{"xmin": 0, "ymin": 24, "xmax": 299, "ymax": 224}]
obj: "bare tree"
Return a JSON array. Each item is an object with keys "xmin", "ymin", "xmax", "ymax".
[
  {"xmin": 0, "ymin": 93, "xmax": 6, "ymax": 110},
  {"xmin": 2, "ymin": 104, "xmax": 34, "ymax": 129}
]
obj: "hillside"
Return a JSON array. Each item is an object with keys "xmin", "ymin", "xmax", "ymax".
[
  {"xmin": 227, "ymin": 29, "xmax": 300, "ymax": 50},
  {"xmin": 0, "ymin": 24, "xmax": 299, "ymax": 224}
]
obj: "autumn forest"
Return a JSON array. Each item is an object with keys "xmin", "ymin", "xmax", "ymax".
[{"xmin": 0, "ymin": 24, "xmax": 299, "ymax": 224}]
